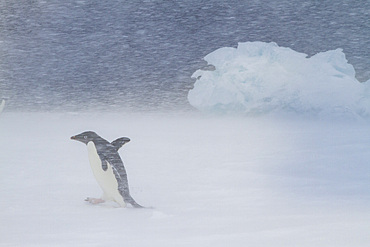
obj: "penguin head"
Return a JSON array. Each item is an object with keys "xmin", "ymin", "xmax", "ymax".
[{"xmin": 71, "ymin": 131, "xmax": 99, "ymax": 144}]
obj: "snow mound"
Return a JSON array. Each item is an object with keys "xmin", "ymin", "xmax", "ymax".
[{"xmin": 188, "ymin": 42, "xmax": 370, "ymax": 118}]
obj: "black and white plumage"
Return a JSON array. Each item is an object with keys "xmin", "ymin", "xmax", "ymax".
[{"xmin": 71, "ymin": 131, "xmax": 143, "ymax": 208}]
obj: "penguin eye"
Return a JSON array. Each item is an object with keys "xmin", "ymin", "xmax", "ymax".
[{"xmin": 84, "ymin": 136, "xmax": 87, "ymax": 139}]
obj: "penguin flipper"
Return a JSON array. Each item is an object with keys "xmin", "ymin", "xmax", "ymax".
[
  {"xmin": 97, "ymin": 153, "xmax": 108, "ymax": 171},
  {"xmin": 111, "ymin": 137, "xmax": 130, "ymax": 151},
  {"xmin": 0, "ymin": 99, "xmax": 5, "ymax": 114},
  {"xmin": 101, "ymin": 159, "xmax": 108, "ymax": 171}
]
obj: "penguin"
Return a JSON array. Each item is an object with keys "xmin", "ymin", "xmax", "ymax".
[{"xmin": 71, "ymin": 131, "xmax": 143, "ymax": 208}]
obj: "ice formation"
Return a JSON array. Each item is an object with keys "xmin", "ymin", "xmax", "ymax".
[{"xmin": 188, "ymin": 42, "xmax": 370, "ymax": 118}]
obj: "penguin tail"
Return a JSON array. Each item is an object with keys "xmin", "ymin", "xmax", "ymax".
[
  {"xmin": 126, "ymin": 196, "xmax": 145, "ymax": 208},
  {"xmin": 131, "ymin": 202, "xmax": 145, "ymax": 208}
]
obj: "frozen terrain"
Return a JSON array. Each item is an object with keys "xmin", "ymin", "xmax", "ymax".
[
  {"xmin": 0, "ymin": 112, "xmax": 369, "ymax": 246},
  {"xmin": 188, "ymin": 42, "xmax": 370, "ymax": 118}
]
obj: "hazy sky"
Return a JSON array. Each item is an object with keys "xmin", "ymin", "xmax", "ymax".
[{"xmin": 1, "ymin": 0, "xmax": 369, "ymax": 111}]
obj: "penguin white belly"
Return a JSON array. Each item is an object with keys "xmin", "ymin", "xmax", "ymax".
[{"xmin": 87, "ymin": 141, "xmax": 126, "ymax": 207}]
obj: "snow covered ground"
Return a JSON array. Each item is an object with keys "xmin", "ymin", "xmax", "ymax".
[{"xmin": 0, "ymin": 111, "xmax": 369, "ymax": 246}]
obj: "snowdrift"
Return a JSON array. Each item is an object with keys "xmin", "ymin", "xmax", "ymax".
[{"xmin": 188, "ymin": 42, "xmax": 370, "ymax": 118}]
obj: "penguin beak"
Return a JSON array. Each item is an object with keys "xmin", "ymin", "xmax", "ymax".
[{"xmin": 70, "ymin": 136, "xmax": 76, "ymax": 140}]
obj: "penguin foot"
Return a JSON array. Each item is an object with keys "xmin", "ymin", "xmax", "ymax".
[{"xmin": 85, "ymin": 197, "xmax": 105, "ymax": 204}]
